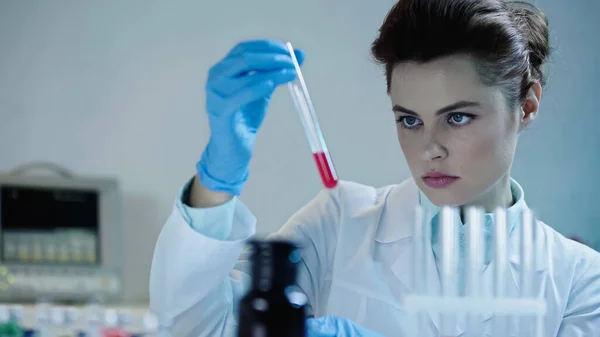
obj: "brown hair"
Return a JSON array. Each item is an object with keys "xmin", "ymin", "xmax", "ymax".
[{"xmin": 371, "ymin": 0, "xmax": 550, "ymax": 109}]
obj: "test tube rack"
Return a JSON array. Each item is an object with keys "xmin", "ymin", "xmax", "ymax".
[{"xmin": 403, "ymin": 206, "xmax": 546, "ymax": 337}]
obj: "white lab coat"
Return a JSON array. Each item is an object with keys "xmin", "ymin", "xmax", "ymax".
[{"xmin": 149, "ymin": 178, "xmax": 600, "ymax": 337}]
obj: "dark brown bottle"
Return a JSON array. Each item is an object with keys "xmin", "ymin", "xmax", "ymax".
[{"xmin": 237, "ymin": 240, "xmax": 307, "ymax": 337}]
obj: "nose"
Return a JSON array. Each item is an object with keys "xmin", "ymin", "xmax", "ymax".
[{"xmin": 421, "ymin": 132, "xmax": 448, "ymax": 161}]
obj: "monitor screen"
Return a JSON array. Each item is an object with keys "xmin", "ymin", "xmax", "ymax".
[{"xmin": 0, "ymin": 185, "xmax": 100, "ymax": 265}]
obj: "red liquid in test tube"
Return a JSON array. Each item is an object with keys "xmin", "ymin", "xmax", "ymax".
[
  {"xmin": 102, "ymin": 328, "xmax": 131, "ymax": 337},
  {"xmin": 313, "ymin": 152, "xmax": 338, "ymax": 188}
]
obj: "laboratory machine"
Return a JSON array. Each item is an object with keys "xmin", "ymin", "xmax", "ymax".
[{"xmin": 0, "ymin": 163, "xmax": 123, "ymax": 304}]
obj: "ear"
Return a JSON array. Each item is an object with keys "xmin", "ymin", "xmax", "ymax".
[{"xmin": 519, "ymin": 82, "xmax": 542, "ymax": 132}]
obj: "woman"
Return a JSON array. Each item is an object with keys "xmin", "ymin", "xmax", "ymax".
[{"xmin": 149, "ymin": 0, "xmax": 600, "ymax": 336}]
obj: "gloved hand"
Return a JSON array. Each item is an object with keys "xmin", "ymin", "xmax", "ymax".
[
  {"xmin": 197, "ymin": 39, "xmax": 306, "ymax": 195},
  {"xmin": 306, "ymin": 315, "xmax": 385, "ymax": 337}
]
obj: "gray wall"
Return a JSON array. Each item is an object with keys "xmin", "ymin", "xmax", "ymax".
[{"xmin": 0, "ymin": 0, "xmax": 598, "ymax": 304}]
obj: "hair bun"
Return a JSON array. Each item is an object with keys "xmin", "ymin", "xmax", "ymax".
[{"xmin": 507, "ymin": 1, "xmax": 550, "ymax": 85}]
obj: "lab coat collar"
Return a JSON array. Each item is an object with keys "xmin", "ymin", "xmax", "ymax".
[{"xmin": 368, "ymin": 178, "xmax": 421, "ymax": 243}]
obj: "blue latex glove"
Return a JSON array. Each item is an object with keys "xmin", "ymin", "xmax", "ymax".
[
  {"xmin": 197, "ymin": 39, "xmax": 306, "ymax": 195},
  {"xmin": 306, "ymin": 316, "xmax": 385, "ymax": 337}
]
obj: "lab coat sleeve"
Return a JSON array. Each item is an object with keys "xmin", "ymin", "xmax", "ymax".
[
  {"xmin": 556, "ymin": 254, "xmax": 600, "ymax": 336},
  {"xmin": 149, "ymin": 179, "xmax": 341, "ymax": 337}
]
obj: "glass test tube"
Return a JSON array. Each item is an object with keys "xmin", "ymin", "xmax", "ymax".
[
  {"xmin": 0, "ymin": 304, "xmax": 9, "ymax": 325},
  {"xmin": 520, "ymin": 208, "xmax": 533, "ymax": 298},
  {"xmin": 143, "ymin": 312, "xmax": 159, "ymax": 337},
  {"xmin": 520, "ymin": 208, "xmax": 543, "ymax": 337},
  {"xmin": 440, "ymin": 206, "xmax": 458, "ymax": 336},
  {"xmin": 493, "ymin": 208, "xmax": 508, "ymax": 337},
  {"xmin": 35, "ymin": 300, "xmax": 53, "ymax": 337},
  {"xmin": 532, "ymin": 214, "xmax": 544, "ymax": 337},
  {"xmin": 286, "ymin": 42, "xmax": 338, "ymax": 189},
  {"xmin": 84, "ymin": 302, "xmax": 104, "ymax": 337},
  {"xmin": 465, "ymin": 207, "xmax": 484, "ymax": 336},
  {"xmin": 411, "ymin": 206, "xmax": 425, "ymax": 334}
]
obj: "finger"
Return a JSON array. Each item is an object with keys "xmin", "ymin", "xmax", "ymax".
[
  {"xmin": 211, "ymin": 68, "xmax": 298, "ymax": 97},
  {"xmin": 228, "ymin": 40, "xmax": 306, "ymax": 66},
  {"xmin": 227, "ymin": 79, "xmax": 276, "ymax": 110},
  {"xmin": 210, "ymin": 43, "xmax": 306, "ymax": 78},
  {"xmin": 209, "ymin": 52, "xmax": 298, "ymax": 79},
  {"xmin": 227, "ymin": 39, "xmax": 290, "ymax": 57}
]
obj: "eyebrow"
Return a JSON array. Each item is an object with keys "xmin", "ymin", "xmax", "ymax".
[{"xmin": 392, "ymin": 100, "xmax": 481, "ymax": 116}]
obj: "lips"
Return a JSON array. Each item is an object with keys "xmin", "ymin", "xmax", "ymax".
[{"xmin": 422, "ymin": 172, "xmax": 460, "ymax": 188}]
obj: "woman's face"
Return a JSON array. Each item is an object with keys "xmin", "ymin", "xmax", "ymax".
[{"xmin": 389, "ymin": 54, "xmax": 536, "ymax": 207}]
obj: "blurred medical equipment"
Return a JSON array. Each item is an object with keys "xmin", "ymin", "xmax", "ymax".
[
  {"xmin": 0, "ymin": 302, "xmax": 165, "ymax": 337},
  {"xmin": 237, "ymin": 240, "xmax": 307, "ymax": 337},
  {"xmin": 0, "ymin": 162, "xmax": 123, "ymax": 304},
  {"xmin": 404, "ymin": 206, "xmax": 546, "ymax": 337},
  {"xmin": 286, "ymin": 42, "xmax": 338, "ymax": 189}
]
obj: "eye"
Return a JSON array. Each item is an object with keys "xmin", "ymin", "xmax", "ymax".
[
  {"xmin": 448, "ymin": 113, "xmax": 473, "ymax": 126},
  {"xmin": 396, "ymin": 116, "xmax": 423, "ymax": 129}
]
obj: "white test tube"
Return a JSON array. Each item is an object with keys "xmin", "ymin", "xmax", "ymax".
[
  {"xmin": 423, "ymin": 205, "xmax": 434, "ymax": 333},
  {"xmin": 35, "ymin": 300, "xmax": 53, "ymax": 337},
  {"xmin": 440, "ymin": 206, "xmax": 458, "ymax": 336},
  {"xmin": 146, "ymin": 312, "xmax": 173, "ymax": 337},
  {"xmin": 0, "ymin": 304, "xmax": 9, "ymax": 324},
  {"xmin": 520, "ymin": 208, "xmax": 533, "ymax": 297},
  {"xmin": 411, "ymin": 206, "xmax": 424, "ymax": 334},
  {"xmin": 51, "ymin": 307, "xmax": 72, "ymax": 337},
  {"xmin": 65, "ymin": 307, "xmax": 79, "ymax": 334},
  {"xmin": 423, "ymin": 206, "xmax": 433, "ymax": 289},
  {"xmin": 8, "ymin": 305, "xmax": 24, "ymax": 324},
  {"xmin": 531, "ymin": 211, "xmax": 544, "ymax": 337},
  {"xmin": 493, "ymin": 208, "xmax": 508, "ymax": 337},
  {"xmin": 117, "ymin": 310, "xmax": 132, "ymax": 334},
  {"xmin": 104, "ymin": 308, "xmax": 119, "ymax": 329},
  {"xmin": 412, "ymin": 206, "xmax": 423, "ymax": 291},
  {"xmin": 84, "ymin": 302, "xmax": 104, "ymax": 337},
  {"xmin": 518, "ymin": 208, "xmax": 537, "ymax": 333},
  {"xmin": 465, "ymin": 207, "xmax": 484, "ymax": 336},
  {"xmin": 143, "ymin": 312, "xmax": 159, "ymax": 337}
]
